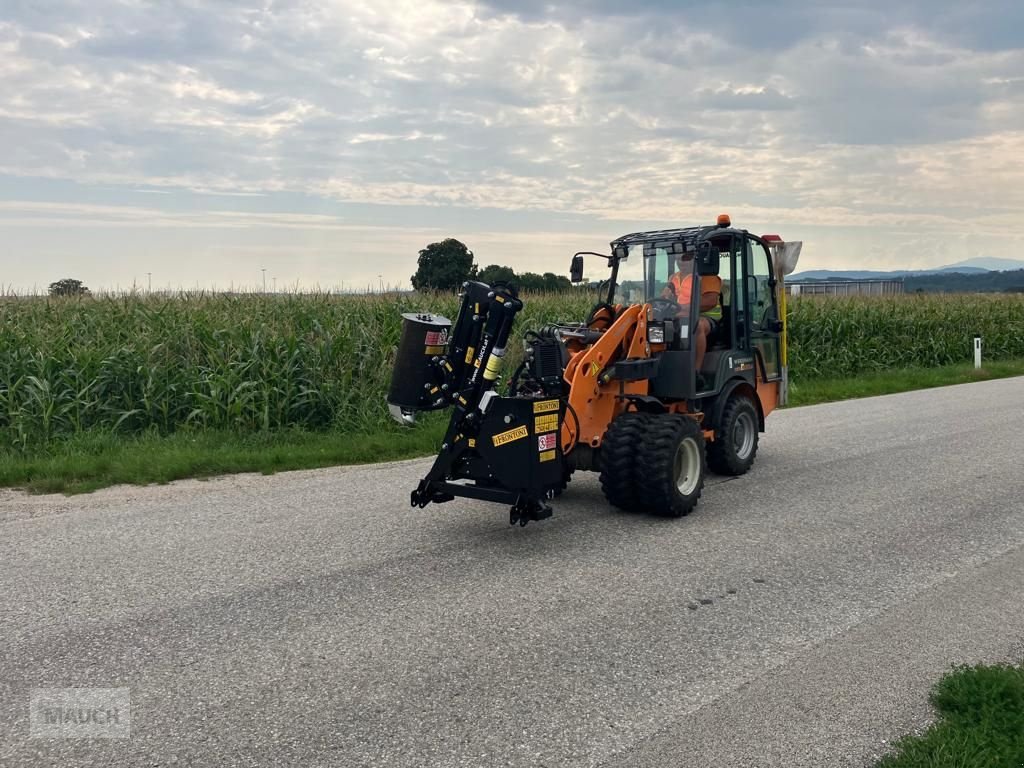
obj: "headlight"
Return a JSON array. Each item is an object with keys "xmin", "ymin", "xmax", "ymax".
[{"xmin": 647, "ymin": 325, "xmax": 665, "ymax": 344}]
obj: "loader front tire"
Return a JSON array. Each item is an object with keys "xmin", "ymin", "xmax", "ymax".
[
  {"xmin": 599, "ymin": 412, "xmax": 650, "ymax": 512},
  {"xmin": 638, "ymin": 414, "xmax": 705, "ymax": 518},
  {"xmin": 707, "ymin": 395, "xmax": 759, "ymax": 476}
]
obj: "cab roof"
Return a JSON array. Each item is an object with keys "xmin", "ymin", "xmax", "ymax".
[{"xmin": 610, "ymin": 225, "xmax": 742, "ymax": 253}]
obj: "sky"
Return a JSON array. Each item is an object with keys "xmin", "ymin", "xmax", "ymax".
[{"xmin": 2, "ymin": 0, "xmax": 1023, "ymax": 292}]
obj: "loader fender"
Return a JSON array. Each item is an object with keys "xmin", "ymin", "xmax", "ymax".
[{"xmin": 710, "ymin": 378, "xmax": 764, "ymax": 433}]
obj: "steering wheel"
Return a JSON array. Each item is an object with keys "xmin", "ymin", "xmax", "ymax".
[{"xmin": 650, "ymin": 297, "xmax": 682, "ymax": 321}]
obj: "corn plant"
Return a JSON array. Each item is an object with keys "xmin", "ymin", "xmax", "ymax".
[{"xmin": 1, "ymin": 289, "xmax": 1022, "ymax": 450}]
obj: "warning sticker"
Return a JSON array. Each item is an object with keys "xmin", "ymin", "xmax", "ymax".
[
  {"xmin": 538, "ymin": 450, "xmax": 556, "ymax": 463},
  {"xmin": 424, "ymin": 345, "xmax": 445, "ymax": 355},
  {"xmin": 532, "ymin": 399, "xmax": 559, "ymax": 414},
  {"xmin": 424, "ymin": 329, "xmax": 449, "ymax": 346},
  {"xmin": 537, "ymin": 432, "xmax": 557, "ymax": 451},
  {"xmin": 492, "ymin": 425, "xmax": 529, "ymax": 447},
  {"xmin": 534, "ymin": 413, "xmax": 559, "ymax": 433}
]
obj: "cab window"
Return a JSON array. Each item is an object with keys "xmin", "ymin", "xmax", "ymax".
[
  {"xmin": 747, "ymin": 237, "xmax": 781, "ymax": 379},
  {"xmin": 747, "ymin": 238, "xmax": 776, "ymax": 328}
]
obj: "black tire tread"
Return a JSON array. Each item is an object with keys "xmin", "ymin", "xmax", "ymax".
[
  {"xmin": 707, "ymin": 395, "xmax": 759, "ymax": 476},
  {"xmin": 599, "ymin": 412, "xmax": 650, "ymax": 511},
  {"xmin": 637, "ymin": 414, "xmax": 705, "ymax": 518}
]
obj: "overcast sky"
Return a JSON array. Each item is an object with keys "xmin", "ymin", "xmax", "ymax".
[{"xmin": 2, "ymin": 0, "xmax": 1023, "ymax": 292}]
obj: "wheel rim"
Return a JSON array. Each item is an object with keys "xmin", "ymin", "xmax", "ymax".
[
  {"xmin": 673, "ymin": 437, "xmax": 701, "ymax": 496},
  {"xmin": 732, "ymin": 411, "xmax": 756, "ymax": 460}
]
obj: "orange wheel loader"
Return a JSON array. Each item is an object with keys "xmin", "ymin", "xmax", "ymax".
[{"xmin": 387, "ymin": 215, "xmax": 802, "ymax": 525}]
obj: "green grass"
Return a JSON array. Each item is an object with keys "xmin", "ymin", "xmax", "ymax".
[
  {"xmin": 787, "ymin": 359, "xmax": 1024, "ymax": 406},
  {"xmin": 3, "ymin": 362, "xmax": 1020, "ymax": 494},
  {"xmin": 876, "ymin": 662, "xmax": 1024, "ymax": 768},
  {"xmin": 0, "ymin": 418, "xmax": 447, "ymax": 494}
]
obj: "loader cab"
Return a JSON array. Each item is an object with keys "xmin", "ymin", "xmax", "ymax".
[
  {"xmin": 609, "ymin": 224, "xmax": 783, "ymax": 398},
  {"xmin": 695, "ymin": 230, "xmax": 784, "ymax": 391}
]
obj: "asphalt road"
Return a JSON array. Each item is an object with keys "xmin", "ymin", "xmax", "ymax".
[{"xmin": 2, "ymin": 377, "xmax": 1023, "ymax": 767}]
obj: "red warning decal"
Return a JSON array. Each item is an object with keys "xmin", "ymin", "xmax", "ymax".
[
  {"xmin": 424, "ymin": 329, "xmax": 449, "ymax": 346},
  {"xmin": 537, "ymin": 432, "xmax": 557, "ymax": 451}
]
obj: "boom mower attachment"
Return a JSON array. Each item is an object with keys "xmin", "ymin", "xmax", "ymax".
[
  {"xmin": 388, "ymin": 282, "xmax": 566, "ymax": 525},
  {"xmin": 387, "ymin": 217, "xmax": 800, "ymax": 526}
]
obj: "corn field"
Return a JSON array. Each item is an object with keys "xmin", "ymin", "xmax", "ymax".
[
  {"xmin": 0, "ymin": 291, "xmax": 589, "ymax": 450},
  {"xmin": 1, "ymin": 291, "xmax": 1022, "ymax": 449},
  {"xmin": 787, "ymin": 294, "xmax": 1024, "ymax": 378}
]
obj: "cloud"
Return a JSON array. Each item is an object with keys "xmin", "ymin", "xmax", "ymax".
[{"xmin": 0, "ymin": 0, "xmax": 1022, "ymax": 289}]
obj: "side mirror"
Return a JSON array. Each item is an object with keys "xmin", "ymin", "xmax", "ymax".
[
  {"xmin": 696, "ymin": 243, "xmax": 720, "ymax": 276},
  {"xmin": 570, "ymin": 254, "xmax": 584, "ymax": 284}
]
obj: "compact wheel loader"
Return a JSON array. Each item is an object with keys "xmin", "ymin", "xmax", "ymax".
[{"xmin": 387, "ymin": 215, "xmax": 802, "ymax": 525}]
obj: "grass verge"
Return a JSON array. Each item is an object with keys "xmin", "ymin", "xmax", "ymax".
[
  {"xmin": 787, "ymin": 359, "xmax": 1024, "ymax": 406},
  {"xmin": 1, "ymin": 361, "xmax": 1021, "ymax": 494},
  {"xmin": 876, "ymin": 662, "xmax": 1024, "ymax": 767},
  {"xmin": 0, "ymin": 420, "xmax": 447, "ymax": 494}
]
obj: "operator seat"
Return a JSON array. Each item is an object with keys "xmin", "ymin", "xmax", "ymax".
[{"xmin": 699, "ymin": 274, "xmax": 724, "ymax": 348}]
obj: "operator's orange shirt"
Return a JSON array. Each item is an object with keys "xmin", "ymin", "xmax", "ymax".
[
  {"xmin": 667, "ymin": 271, "xmax": 695, "ymax": 304},
  {"xmin": 668, "ymin": 271, "xmax": 722, "ymax": 314}
]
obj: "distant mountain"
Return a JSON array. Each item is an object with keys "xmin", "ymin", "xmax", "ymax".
[
  {"xmin": 791, "ymin": 257, "xmax": 1024, "ymax": 282},
  {"xmin": 938, "ymin": 257, "xmax": 1024, "ymax": 271},
  {"xmin": 792, "ymin": 267, "xmax": 987, "ymax": 281}
]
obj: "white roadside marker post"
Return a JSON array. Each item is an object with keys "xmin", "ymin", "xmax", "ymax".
[{"xmin": 974, "ymin": 336, "xmax": 982, "ymax": 369}]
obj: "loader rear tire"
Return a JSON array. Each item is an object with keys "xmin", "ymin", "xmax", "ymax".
[
  {"xmin": 599, "ymin": 412, "xmax": 650, "ymax": 512},
  {"xmin": 638, "ymin": 414, "xmax": 705, "ymax": 518},
  {"xmin": 707, "ymin": 395, "xmax": 759, "ymax": 476}
]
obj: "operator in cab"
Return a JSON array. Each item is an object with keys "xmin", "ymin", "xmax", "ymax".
[{"xmin": 661, "ymin": 249, "xmax": 721, "ymax": 374}]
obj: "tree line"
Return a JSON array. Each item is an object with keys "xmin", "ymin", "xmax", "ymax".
[
  {"xmin": 410, "ymin": 238, "xmax": 573, "ymax": 293},
  {"xmin": 903, "ymin": 269, "xmax": 1024, "ymax": 293}
]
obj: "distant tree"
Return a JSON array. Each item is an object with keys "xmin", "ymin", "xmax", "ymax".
[
  {"xmin": 476, "ymin": 264, "xmax": 518, "ymax": 286},
  {"xmin": 411, "ymin": 239, "xmax": 476, "ymax": 291},
  {"xmin": 904, "ymin": 268, "xmax": 1024, "ymax": 293},
  {"xmin": 515, "ymin": 272, "xmax": 548, "ymax": 292},
  {"xmin": 541, "ymin": 272, "xmax": 572, "ymax": 292},
  {"xmin": 48, "ymin": 278, "xmax": 90, "ymax": 297}
]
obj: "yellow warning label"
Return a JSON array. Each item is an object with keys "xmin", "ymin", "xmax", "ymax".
[
  {"xmin": 424, "ymin": 345, "xmax": 445, "ymax": 355},
  {"xmin": 587, "ymin": 361, "xmax": 602, "ymax": 378},
  {"xmin": 534, "ymin": 414, "xmax": 559, "ymax": 433},
  {"xmin": 468, "ymin": 438, "xmax": 476, "ymax": 448},
  {"xmin": 464, "ymin": 346, "xmax": 475, "ymax": 364},
  {"xmin": 538, "ymin": 449, "xmax": 556, "ymax": 463},
  {"xmin": 532, "ymin": 399, "xmax": 560, "ymax": 414},
  {"xmin": 492, "ymin": 425, "xmax": 529, "ymax": 447}
]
